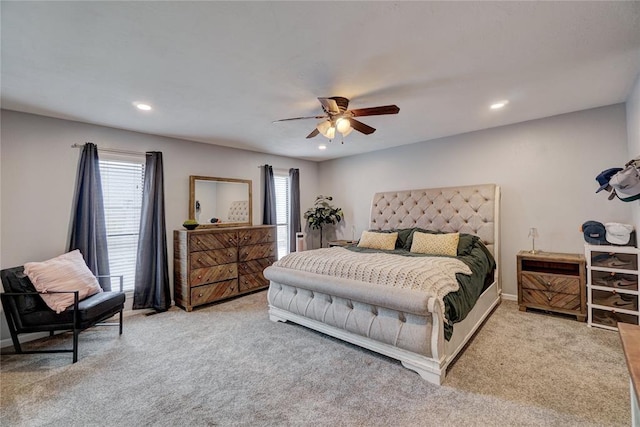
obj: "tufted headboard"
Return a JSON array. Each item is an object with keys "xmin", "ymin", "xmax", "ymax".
[
  {"xmin": 369, "ymin": 184, "xmax": 500, "ymax": 257},
  {"xmin": 228, "ymin": 200, "xmax": 249, "ymax": 222}
]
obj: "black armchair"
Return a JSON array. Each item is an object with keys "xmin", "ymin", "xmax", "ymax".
[{"xmin": 1, "ymin": 266, "xmax": 126, "ymax": 363}]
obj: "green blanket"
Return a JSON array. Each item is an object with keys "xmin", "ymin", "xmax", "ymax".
[{"xmin": 346, "ymin": 237, "xmax": 496, "ymax": 341}]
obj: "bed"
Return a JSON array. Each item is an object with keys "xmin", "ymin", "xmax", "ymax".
[{"xmin": 264, "ymin": 183, "xmax": 501, "ymax": 385}]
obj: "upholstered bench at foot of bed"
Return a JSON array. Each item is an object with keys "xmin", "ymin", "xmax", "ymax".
[
  {"xmin": 265, "ymin": 265, "xmax": 451, "ymax": 383},
  {"xmin": 268, "ymin": 281, "xmax": 434, "ymax": 357}
]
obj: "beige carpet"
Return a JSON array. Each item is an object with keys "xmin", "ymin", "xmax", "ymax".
[{"xmin": 0, "ymin": 291, "xmax": 631, "ymax": 426}]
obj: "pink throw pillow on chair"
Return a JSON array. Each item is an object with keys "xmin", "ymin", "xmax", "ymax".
[{"xmin": 24, "ymin": 250, "xmax": 103, "ymax": 313}]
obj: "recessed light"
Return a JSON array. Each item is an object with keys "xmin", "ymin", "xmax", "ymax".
[
  {"xmin": 318, "ymin": 144, "xmax": 327, "ymax": 150},
  {"xmin": 490, "ymin": 100, "xmax": 508, "ymax": 110},
  {"xmin": 134, "ymin": 102, "xmax": 152, "ymax": 111}
]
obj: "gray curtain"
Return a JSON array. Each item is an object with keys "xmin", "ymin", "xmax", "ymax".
[
  {"xmin": 288, "ymin": 168, "xmax": 301, "ymax": 252},
  {"xmin": 133, "ymin": 152, "xmax": 170, "ymax": 311},
  {"xmin": 68, "ymin": 142, "xmax": 111, "ymax": 290},
  {"xmin": 263, "ymin": 164, "xmax": 277, "ymax": 225}
]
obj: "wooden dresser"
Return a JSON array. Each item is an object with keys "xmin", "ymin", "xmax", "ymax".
[
  {"xmin": 174, "ymin": 225, "xmax": 277, "ymax": 311},
  {"xmin": 517, "ymin": 251, "xmax": 587, "ymax": 321}
]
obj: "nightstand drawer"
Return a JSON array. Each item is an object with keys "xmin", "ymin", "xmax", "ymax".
[
  {"xmin": 522, "ymin": 289, "xmax": 581, "ymax": 311},
  {"xmin": 521, "ymin": 271, "xmax": 580, "ymax": 294}
]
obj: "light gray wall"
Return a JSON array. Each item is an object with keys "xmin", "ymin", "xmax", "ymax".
[
  {"xmin": 317, "ymin": 104, "xmax": 633, "ymax": 297},
  {"xmin": 626, "ymin": 73, "xmax": 640, "ymax": 232},
  {"xmin": 0, "ymin": 110, "xmax": 319, "ymax": 341}
]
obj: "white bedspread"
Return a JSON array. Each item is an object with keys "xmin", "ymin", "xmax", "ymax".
[{"xmin": 273, "ymin": 247, "xmax": 472, "ymax": 319}]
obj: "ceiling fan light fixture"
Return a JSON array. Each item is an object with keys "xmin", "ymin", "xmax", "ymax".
[
  {"xmin": 316, "ymin": 120, "xmax": 336, "ymax": 139},
  {"xmin": 336, "ymin": 117, "xmax": 351, "ymax": 134}
]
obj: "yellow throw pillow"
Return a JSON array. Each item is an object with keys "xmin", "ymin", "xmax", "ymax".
[
  {"xmin": 357, "ymin": 231, "xmax": 398, "ymax": 250},
  {"xmin": 410, "ymin": 232, "xmax": 459, "ymax": 256}
]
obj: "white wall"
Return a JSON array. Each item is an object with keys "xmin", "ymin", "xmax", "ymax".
[
  {"xmin": 0, "ymin": 110, "xmax": 319, "ymax": 341},
  {"xmin": 626, "ymin": 73, "xmax": 640, "ymax": 232},
  {"xmin": 318, "ymin": 104, "xmax": 633, "ymax": 297}
]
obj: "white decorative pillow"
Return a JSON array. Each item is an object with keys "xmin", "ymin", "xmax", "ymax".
[
  {"xmin": 24, "ymin": 250, "xmax": 103, "ymax": 313},
  {"xmin": 357, "ymin": 231, "xmax": 398, "ymax": 250},
  {"xmin": 410, "ymin": 232, "xmax": 460, "ymax": 256}
]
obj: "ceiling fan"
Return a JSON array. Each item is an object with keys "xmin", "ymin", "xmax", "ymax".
[{"xmin": 274, "ymin": 97, "xmax": 400, "ymax": 140}]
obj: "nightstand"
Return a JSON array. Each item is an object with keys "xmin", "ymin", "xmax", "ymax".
[
  {"xmin": 517, "ymin": 251, "xmax": 587, "ymax": 321},
  {"xmin": 327, "ymin": 240, "xmax": 356, "ymax": 247}
]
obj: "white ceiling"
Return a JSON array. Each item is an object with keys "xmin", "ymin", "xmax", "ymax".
[{"xmin": 2, "ymin": 2, "xmax": 640, "ymax": 162}]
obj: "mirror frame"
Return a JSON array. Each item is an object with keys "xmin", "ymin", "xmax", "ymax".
[{"xmin": 189, "ymin": 175, "xmax": 253, "ymax": 228}]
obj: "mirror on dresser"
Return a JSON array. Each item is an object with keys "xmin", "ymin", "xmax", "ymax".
[{"xmin": 189, "ymin": 176, "xmax": 252, "ymax": 227}]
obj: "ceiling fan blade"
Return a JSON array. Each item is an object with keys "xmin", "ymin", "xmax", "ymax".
[
  {"xmin": 349, "ymin": 119, "xmax": 376, "ymax": 135},
  {"xmin": 330, "ymin": 96, "xmax": 350, "ymax": 112},
  {"xmin": 349, "ymin": 105, "xmax": 400, "ymax": 117},
  {"xmin": 318, "ymin": 97, "xmax": 341, "ymax": 114},
  {"xmin": 306, "ymin": 128, "xmax": 320, "ymax": 139},
  {"xmin": 273, "ymin": 115, "xmax": 326, "ymax": 123}
]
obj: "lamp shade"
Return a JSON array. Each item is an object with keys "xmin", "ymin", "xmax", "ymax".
[
  {"xmin": 336, "ymin": 118, "xmax": 351, "ymax": 134},
  {"xmin": 317, "ymin": 120, "xmax": 336, "ymax": 139}
]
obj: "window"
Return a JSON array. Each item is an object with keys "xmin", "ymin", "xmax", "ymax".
[
  {"xmin": 274, "ymin": 172, "xmax": 289, "ymax": 259},
  {"xmin": 99, "ymin": 155, "xmax": 145, "ymax": 292}
]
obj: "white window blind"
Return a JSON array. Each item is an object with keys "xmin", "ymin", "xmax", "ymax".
[
  {"xmin": 274, "ymin": 173, "xmax": 289, "ymax": 259},
  {"xmin": 99, "ymin": 157, "xmax": 145, "ymax": 292}
]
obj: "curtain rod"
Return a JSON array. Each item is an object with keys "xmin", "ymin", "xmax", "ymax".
[{"xmin": 71, "ymin": 143, "xmax": 149, "ymax": 156}]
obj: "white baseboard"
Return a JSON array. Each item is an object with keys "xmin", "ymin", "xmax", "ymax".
[
  {"xmin": 501, "ymin": 293, "xmax": 517, "ymax": 301},
  {"xmin": 1, "ymin": 332, "xmax": 51, "ymax": 351}
]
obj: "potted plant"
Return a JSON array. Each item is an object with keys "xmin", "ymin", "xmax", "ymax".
[
  {"xmin": 304, "ymin": 195, "xmax": 343, "ymax": 248},
  {"xmin": 182, "ymin": 219, "xmax": 199, "ymax": 230}
]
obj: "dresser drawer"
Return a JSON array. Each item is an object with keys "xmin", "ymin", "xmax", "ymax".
[
  {"xmin": 592, "ymin": 289, "xmax": 638, "ymax": 311},
  {"xmin": 239, "ymin": 228, "xmax": 276, "ymax": 245},
  {"xmin": 591, "ymin": 271, "xmax": 638, "ymax": 291},
  {"xmin": 190, "ymin": 248, "xmax": 237, "ymax": 268},
  {"xmin": 190, "ymin": 263, "xmax": 238, "ymax": 286},
  {"xmin": 238, "ymin": 257, "xmax": 276, "ymax": 275},
  {"xmin": 238, "ymin": 272, "xmax": 269, "ymax": 292},
  {"xmin": 190, "ymin": 232, "xmax": 238, "ymax": 251},
  {"xmin": 522, "ymin": 288, "xmax": 581, "ymax": 311},
  {"xmin": 590, "ymin": 251, "xmax": 638, "ymax": 272},
  {"xmin": 591, "ymin": 308, "xmax": 639, "ymax": 328},
  {"xmin": 191, "ymin": 279, "xmax": 238, "ymax": 306},
  {"xmin": 239, "ymin": 243, "xmax": 277, "ymax": 262},
  {"xmin": 521, "ymin": 271, "xmax": 580, "ymax": 294}
]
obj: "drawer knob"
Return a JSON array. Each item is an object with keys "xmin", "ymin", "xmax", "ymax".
[
  {"xmin": 197, "ymin": 275, "xmax": 202, "ymax": 279},
  {"xmin": 228, "ymin": 253, "xmax": 233, "ymax": 257},
  {"xmin": 199, "ymin": 293, "xmax": 203, "ymax": 297},
  {"xmin": 547, "ymin": 295, "xmax": 552, "ymax": 301},
  {"xmin": 229, "ymin": 269, "xmax": 233, "ymax": 273},
  {"xmin": 244, "ymin": 236, "xmax": 248, "ymax": 240}
]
